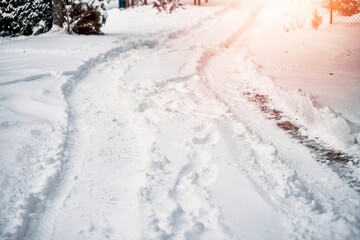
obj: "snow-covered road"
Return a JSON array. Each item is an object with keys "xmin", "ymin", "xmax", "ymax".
[{"xmin": 1, "ymin": 0, "xmax": 360, "ymax": 239}]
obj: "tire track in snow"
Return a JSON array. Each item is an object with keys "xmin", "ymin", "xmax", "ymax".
[
  {"xmin": 117, "ymin": 2, "xmax": 284, "ymax": 238},
  {"xmin": 0, "ymin": 73, "xmax": 52, "ymax": 86},
  {"xmin": 41, "ymin": 48, "xmax": 150, "ymax": 239},
  {"xmin": 117, "ymin": 72, "xmax": 237, "ymax": 239},
  {"xmin": 22, "ymin": 39, "xmax": 157, "ymax": 240},
  {"xmin": 111, "ymin": 6, "xmax": 260, "ymax": 233},
  {"xmin": 115, "ymin": 3, "xmax": 269, "ymax": 238},
  {"xmin": 112, "ymin": 6, "xmax": 271, "ymax": 235}
]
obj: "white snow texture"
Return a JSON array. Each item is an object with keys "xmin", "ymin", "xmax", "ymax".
[{"xmin": 0, "ymin": 0, "xmax": 360, "ymax": 240}]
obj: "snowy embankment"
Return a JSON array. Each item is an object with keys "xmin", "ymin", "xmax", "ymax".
[
  {"xmin": 243, "ymin": 0, "xmax": 360, "ymax": 155},
  {"xmin": 1, "ymin": 0, "xmax": 360, "ymax": 239}
]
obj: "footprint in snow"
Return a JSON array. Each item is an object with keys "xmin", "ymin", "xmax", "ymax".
[
  {"xmin": 192, "ymin": 133, "xmax": 219, "ymax": 146},
  {"xmin": 192, "ymin": 122, "xmax": 212, "ymax": 133},
  {"xmin": 187, "ymin": 151, "xmax": 218, "ymax": 186}
]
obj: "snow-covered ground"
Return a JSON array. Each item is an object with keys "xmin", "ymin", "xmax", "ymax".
[{"xmin": 1, "ymin": 0, "xmax": 360, "ymax": 239}]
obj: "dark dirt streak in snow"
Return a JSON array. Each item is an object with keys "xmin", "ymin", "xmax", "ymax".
[{"xmin": 244, "ymin": 91, "xmax": 360, "ymax": 194}]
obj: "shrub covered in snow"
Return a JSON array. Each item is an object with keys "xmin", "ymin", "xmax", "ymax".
[
  {"xmin": 0, "ymin": 0, "xmax": 108, "ymax": 37},
  {"xmin": 63, "ymin": 0, "xmax": 108, "ymax": 35},
  {"xmin": 311, "ymin": 8, "xmax": 322, "ymax": 29},
  {"xmin": 0, "ymin": 0, "xmax": 52, "ymax": 37}
]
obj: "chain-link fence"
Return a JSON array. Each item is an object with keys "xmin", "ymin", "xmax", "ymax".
[{"xmin": 330, "ymin": 0, "xmax": 360, "ymax": 23}]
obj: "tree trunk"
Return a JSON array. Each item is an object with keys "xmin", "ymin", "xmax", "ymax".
[{"xmin": 52, "ymin": 0, "xmax": 65, "ymax": 26}]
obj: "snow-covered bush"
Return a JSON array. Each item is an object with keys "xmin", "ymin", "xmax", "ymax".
[
  {"xmin": 311, "ymin": 8, "xmax": 322, "ymax": 29},
  {"xmin": 0, "ymin": 0, "xmax": 52, "ymax": 37},
  {"xmin": 63, "ymin": 0, "xmax": 108, "ymax": 34},
  {"xmin": 153, "ymin": 0, "xmax": 182, "ymax": 13}
]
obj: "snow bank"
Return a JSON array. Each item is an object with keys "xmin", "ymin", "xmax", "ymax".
[
  {"xmin": 236, "ymin": 52, "xmax": 360, "ymax": 156},
  {"xmin": 241, "ymin": 0, "xmax": 360, "ymax": 157}
]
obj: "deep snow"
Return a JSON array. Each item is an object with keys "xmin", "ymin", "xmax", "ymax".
[{"xmin": 1, "ymin": 0, "xmax": 360, "ymax": 239}]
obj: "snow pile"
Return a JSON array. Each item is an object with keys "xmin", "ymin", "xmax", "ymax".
[{"xmin": 236, "ymin": 52, "xmax": 360, "ymax": 156}]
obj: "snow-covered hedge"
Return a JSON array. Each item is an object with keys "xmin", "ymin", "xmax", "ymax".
[
  {"xmin": 0, "ymin": 0, "xmax": 52, "ymax": 37},
  {"xmin": 64, "ymin": 0, "xmax": 108, "ymax": 35},
  {"xmin": 0, "ymin": 0, "xmax": 108, "ymax": 37}
]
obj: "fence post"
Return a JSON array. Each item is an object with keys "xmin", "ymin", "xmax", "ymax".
[{"xmin": 330, "ymin": 0, "xmax": 333, "ymax": 24}]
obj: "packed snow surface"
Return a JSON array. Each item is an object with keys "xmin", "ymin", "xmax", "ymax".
[{"xmin": 0, "ymin": 0, "xmax": 360, "ymax": 239}]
